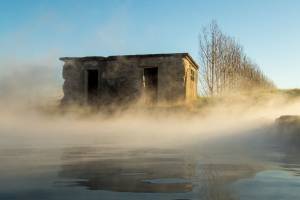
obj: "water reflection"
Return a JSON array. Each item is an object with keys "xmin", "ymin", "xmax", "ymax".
[
  {"xmin": 269, "ymin": 136, "xmax": 300, "ymax": 177},
  {"xmin": 59, "ymin": 146, "xmax": 195, "ymax": 193},
  {"xmin": 232, "ymin": 170, "xmax": 300, "ymax": 200},
  {"xmin": 279, "ymin": 150, "xmax": 300, "ymax": 176},
  {"xmin": 231, "ymin": 127, "xmax": 300, "ymax": 200},
  {"xmin": 1, "ymin": 127, "xmax": 283, "ymax": 199},
  {"xmin": 57, "ymin": 145, "xmax": 262, "ymax": 200}
]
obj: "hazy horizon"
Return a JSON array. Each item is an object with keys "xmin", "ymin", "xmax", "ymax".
[{"xmin": 1, "ymin": 0, "xmax": 300, "ymax": 89}]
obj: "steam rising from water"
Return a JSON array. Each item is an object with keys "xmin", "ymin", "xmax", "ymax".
[
  {"xmin": 1, "ymin": 60, "xmax": 300, "ymax": 152},
  {"xmin": 2, "ymin": 63, "xmax": 300, "ymax": 199}
]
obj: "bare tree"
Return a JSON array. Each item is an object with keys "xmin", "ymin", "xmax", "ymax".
[{"xmin": 199, "ymin": 21, "xmax": 275, "ymax": 96}]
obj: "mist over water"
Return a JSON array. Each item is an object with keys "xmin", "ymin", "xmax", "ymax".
[{"xmin": 1, "ymin": 65, "xmax": 300, "ymax": 199}]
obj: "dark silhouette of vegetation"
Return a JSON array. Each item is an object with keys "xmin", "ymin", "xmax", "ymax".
[{"xmin": 199, "ymin": 21, "xmax": 275, "ymax": 96}]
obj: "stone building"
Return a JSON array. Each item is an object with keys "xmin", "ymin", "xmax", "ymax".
[{"xmin": 60, "ymin": 53, "xmax": 198, "ymax": 106}]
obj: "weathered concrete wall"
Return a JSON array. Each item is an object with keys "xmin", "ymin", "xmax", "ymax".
[
  {"xmin": 62, "ymin": 60, "xmax": 85, "ymax": 104},
  {"xmin": 183, "ymin": 57, "xmax": 198, "ymax": 102},
  {"xmin": 61, "ymin": 54, "xmax": 198, "ymax": 106}
]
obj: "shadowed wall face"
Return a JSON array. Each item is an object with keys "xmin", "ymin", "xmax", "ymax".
[
  {"xmin": 60, "ymin": 54, "xmax": 198, "ymax": 106},
  {"xmin": 87, "ymin": 69, "xmax": 99, "ymax": 105},
  {"xmin": 143, "ymin": 67, "xmax": 158, "ymax": 104}
]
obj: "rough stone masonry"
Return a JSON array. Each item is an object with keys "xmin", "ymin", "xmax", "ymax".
[{"xmin": 60, "ymin": 53, "xmax": 198, "ymax": 106}]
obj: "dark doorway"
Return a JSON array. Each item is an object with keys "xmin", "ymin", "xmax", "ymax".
[
  {"xmin": 87, "ymin": 70, "xmax": 99, "ymax": 105},
  {"xmin": 143, "ymin": 67, "xmax": 158, "ymax": 103}
]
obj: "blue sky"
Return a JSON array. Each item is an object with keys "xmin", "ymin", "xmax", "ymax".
[{"xmin": 1, "ymin": 0, "xmax": 300, "ymax": 88}]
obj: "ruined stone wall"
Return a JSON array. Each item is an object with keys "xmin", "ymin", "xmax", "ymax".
[
  {"xmin": 155, "ymin": 56, "xmax": 185, "ymax": 103},
  {"xmin": 61, "ymin": 58, "xmax": 143, "ymax": 105},
  {"xmin": 103, "ymin": 55, "xmax": 186, "ymax": 104},
  {"xmin": 102, "ymin": 58, "xmax": 143, "ymax": 104},
  {"xmin": 61, "ymin": 55, "xmax": 195, "ymax": 106},
  {"xmin": 183, "ymin": 58, "xmax": 198, "ymax": 101},
  {"xmin": 61, "ymin": 60, "xmax": 85, "ymax": 104}
]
